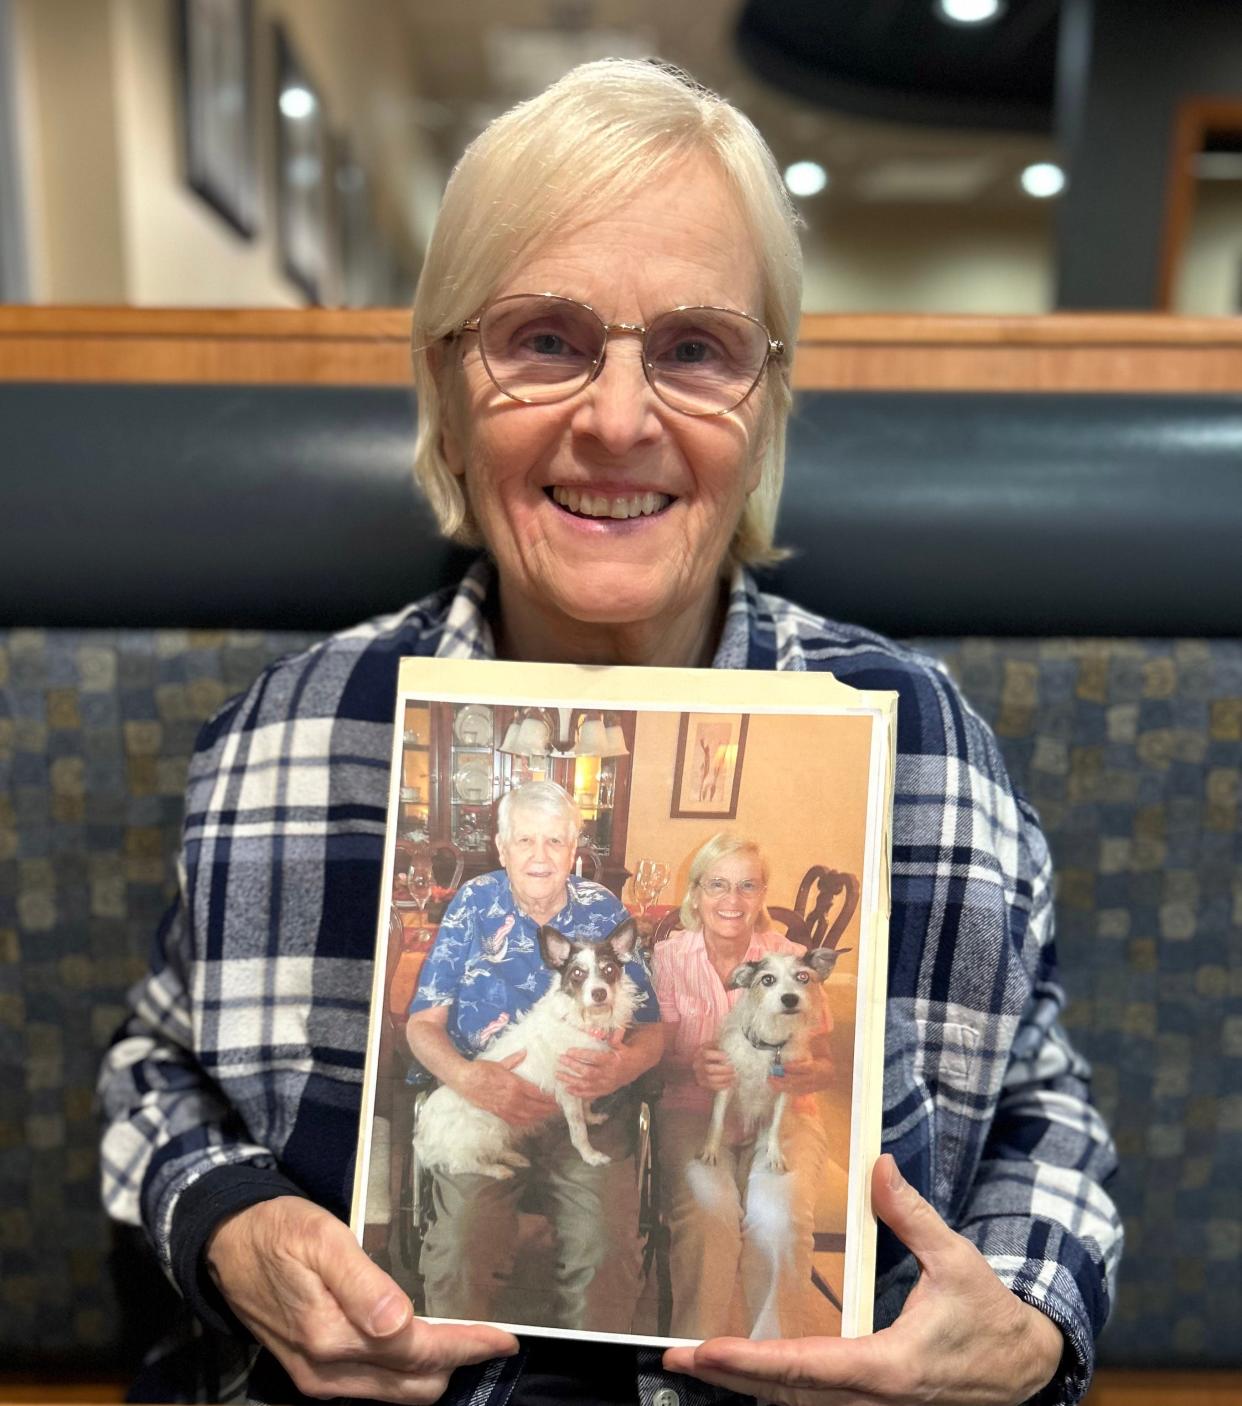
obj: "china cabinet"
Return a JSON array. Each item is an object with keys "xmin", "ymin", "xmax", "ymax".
[{"xmin": 395, "ymin": 700, "xmax": 635, "ymax": 897}]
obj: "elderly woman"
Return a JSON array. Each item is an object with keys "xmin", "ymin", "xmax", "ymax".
[
  {"xmin": 405, "ymin": 780, "xmax": 660, "ymax": 1331},
  {"xmin": 653, "ymin": 835, "xmax": 832, "ymax": 1342},
  {"xmin": 99, "ymin": 58, "xmax": 1121, "ymax": 1406}
]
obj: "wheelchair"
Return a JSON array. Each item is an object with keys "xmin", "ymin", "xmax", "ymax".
[{"xmin": 394, "ymin": 1064, "xmax": 669, "ymax": 1330}]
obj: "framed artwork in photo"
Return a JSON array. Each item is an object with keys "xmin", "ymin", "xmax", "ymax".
[
  {"xmin": 274, "ymin": 25, "xmax": 330, "ymax": 303},
  {"xmin": 670, "ymin": 711, "xmax": 749, "ymax": 819},
  {"xmin": 178, "ymin": 0, "xmax": 257, "ymax": 237}
]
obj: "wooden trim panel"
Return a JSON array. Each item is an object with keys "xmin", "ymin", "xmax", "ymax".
[
  {"xmin": 3, "ymin": 306, "xmax": 1242, "ymax": 391},
  {"xmin": 1085, "ymin": 1370, "xmax": 1242, "ymax": 1406}
]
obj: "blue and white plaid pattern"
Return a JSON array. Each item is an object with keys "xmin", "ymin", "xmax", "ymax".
[{"xmin": 98, "ymin": 558, "xmax": 1122, "ymax": 1406}]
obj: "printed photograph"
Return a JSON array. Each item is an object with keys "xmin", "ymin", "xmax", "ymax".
[{"xmin": 353, "ymin": 664, "xmax": 893, "ymax": 1347}]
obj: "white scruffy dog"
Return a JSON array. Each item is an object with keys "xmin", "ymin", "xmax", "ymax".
[
  {"xmin": 414, "ymin": 917, "xmax": 643, "ymax": 1180},
  {"xmin": 698, "ymin": 947, "xmax": 848, "ymax": 1174}
]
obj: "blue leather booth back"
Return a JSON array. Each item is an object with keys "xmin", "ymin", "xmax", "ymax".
[
  {"xmin": 3, "ymin": 383, "xmax": 1242, "ymax": 634},
  {"xmin": 1, "ymin": 382, "xmax": 1239, "ymax": 1372}
]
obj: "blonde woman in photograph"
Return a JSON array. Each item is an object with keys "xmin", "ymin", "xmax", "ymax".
[{"xmin": 653, "ymin": 833, "xmax": 833, "ymax": 1341}]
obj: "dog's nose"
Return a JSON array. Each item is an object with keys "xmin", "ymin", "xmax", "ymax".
[
  {"xmin": 590, "ymin": 988, "xmax": 609, "ymax": 1004},
  {"xmin": 781, "ymin": 993, "xmax": 800, "ymax": 1009}
]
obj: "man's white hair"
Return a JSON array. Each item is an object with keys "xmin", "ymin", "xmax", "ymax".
[
  {"xmin": 411, "ymin": 57, "xmax": 802, "ymax": 568},
  {"xmin": 496, "ymin": 780, "xmax": 581, "ymax": 847}
]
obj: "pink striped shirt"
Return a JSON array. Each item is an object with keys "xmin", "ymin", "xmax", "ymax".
[{"xmin": 652, "ymin": 927, "xmax": 828, "ymax": 1112}]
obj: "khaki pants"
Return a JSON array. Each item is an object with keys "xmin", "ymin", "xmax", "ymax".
[
  {"xmin": 419, "ymin": 1098, "xmax": 642, "ymax": 1332},
  {"xmin": 655, "ymin": 1104, "xmax": 828, "ymax": 1341}
]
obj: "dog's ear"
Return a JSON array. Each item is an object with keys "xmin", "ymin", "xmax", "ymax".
[
  {"xmin": 604, "ymin": 917, "xmax": 639, "ymax": 961},
  {"xmin": 539, "ymin": 925, "xmax": 574, "ymax": 969},
  {"xmin": 805, "ymin": 946, "xmax": 850, "ymax": 981},
  {"xmin": 728, "ymin": 960, "xmax": 762, "ymax": 989}
]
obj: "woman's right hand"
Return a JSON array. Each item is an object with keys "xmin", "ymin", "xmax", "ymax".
[
  {"xmin": 692, "ymin": 1043, "xmax": 736, "ymax": 1091},
  {"xmin": 461, "ymin": 1050, "xmax": 559, "ymax": 1127},
  {"xmin": 206, "ymin": 1196, "xmax": 516, "ymax": 1403}
]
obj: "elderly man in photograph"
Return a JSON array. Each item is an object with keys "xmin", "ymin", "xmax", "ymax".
[{"xmin": 405, "ymin": 780, "xmax": 662, "ymax": 1330}]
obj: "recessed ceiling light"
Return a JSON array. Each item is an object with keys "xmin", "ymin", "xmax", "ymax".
[
  {"xmin": 784, "ymin": 160, "xmax": 829, "ymax": 198},
  {"xmin": 935, "ymin": 0, "xmax": 1005, "ymax": 24},
  {"xmin": 279, "ymin": 85, "xmax": 316, "ymax": 120},
  {"xmin": 1020, "ymin": 162, "xmax": 1065, "ymax": 198}
]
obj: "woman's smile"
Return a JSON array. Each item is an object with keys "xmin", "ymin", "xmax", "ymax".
[{"xmin": 546, "ymin": 485, "xmax": 675, "ymax": 520}]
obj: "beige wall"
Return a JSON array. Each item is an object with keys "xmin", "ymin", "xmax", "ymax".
[
  {"xmin": 13, "ymin": 0, "xmax": 127, "ymax": 301},
  {"xmin": 624, "ymin": 709, "xmax": 874, "ymax": 961},
  {"xmin": 802, "ymin": 203, "xmax": 1055, "ymax": 314},
  {"xmin": 14, "ymin": 0, "xmax": 437, "ymax": 305},
  {"xmin": 1174, "ymin": 181, "xmax": 1242, "ymax": 316}
]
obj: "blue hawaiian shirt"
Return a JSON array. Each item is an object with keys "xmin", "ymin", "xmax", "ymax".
[{"xmin": 409, "ymin": 870, "xmax": 659, "ymax": 1056}]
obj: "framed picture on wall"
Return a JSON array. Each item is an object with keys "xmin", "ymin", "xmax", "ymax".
[
  {"xmin": 670, "ymin": 712, "xmax": 749, "ymax": 819},
  {"xmin": 352, "ymin": 656, "xmax": 896, "ymax": 1348},
  {"xmin": 177, "ymin": 0, "xmax": 257, "ymax": 237},
  {"xmin": 274, "ymin": 25, "xmax": 330, "ymax": 303}
]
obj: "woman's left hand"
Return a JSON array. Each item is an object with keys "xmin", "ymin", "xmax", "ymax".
[
  {"xmin": 663, "ymin": 1154, "xmax": 1065, "ymax": 1406},
  {"xmin": 768, "ymin": 1056, "xmax": 833, "ymax": 1096}
]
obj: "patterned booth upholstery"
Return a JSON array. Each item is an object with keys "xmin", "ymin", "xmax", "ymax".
[{"xmin": 1, "ymin": 381, "xmax": 1239, "ymax": 1378}]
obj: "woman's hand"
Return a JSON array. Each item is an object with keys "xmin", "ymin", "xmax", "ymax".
[
  {"xmin": 663, "ymin": 1155, "xmax": 1065, "ymax": 1406},
  {"xmin": 206, "ymin": 1196, "xmax": 517, "ymax": 1404},
  {"xmin": 768, "ymin": 1054, "xmax": 833, "ymax": 1097},
  {"xmin": 692, "ymin": 1043, "xmax": 736, "ymax": 1092},
  {"xmin": 462, "ymin": 1050, "xmax": 559, "ymax": 1127}
]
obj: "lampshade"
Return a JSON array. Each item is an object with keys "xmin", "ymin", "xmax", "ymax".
[
  {"xmin": 498, "ymin": 718, "xmax": 524, "ymax": 754},
  {"xmin": 516, "ymin": 711, "xmax": 551, "ymax": 756},
  {"xmin": 576, "ymin": 713, "xmax": 608, "ymax": 756},
  {"xmin": 602, "ymin": 714, "xmax": 629, "ymax": 757}
]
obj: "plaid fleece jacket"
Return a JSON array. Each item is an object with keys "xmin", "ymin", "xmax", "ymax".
[{"xmin": 98, "ymin": 559, "xmax": 1123, "ymax": 1406}]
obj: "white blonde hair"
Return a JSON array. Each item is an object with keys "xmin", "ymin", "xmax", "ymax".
[
  {"xmin": 678, "ymin": 832, "xmax": 772, "ymax": 930},
  {"xmin": 411, "ymin": 58, "xmax": 802, "ymax": 568}
]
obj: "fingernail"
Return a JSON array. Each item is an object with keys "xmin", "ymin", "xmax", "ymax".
[
  {"xmin": 369, "ymin": 1292, "xmax": 409, "ymax": 1336},
  {"xmin": 887, "ymin": 1155, "xmax": 906, "ymax": 1192}
]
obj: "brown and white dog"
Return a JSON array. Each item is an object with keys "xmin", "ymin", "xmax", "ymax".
[
  {"xmin": 698, "ymin": 947, "xmax": 848, "ymax": 1173},
  {"xmin": 414, "ymin": 917, "xmax": 643, "ymax": 1180}
]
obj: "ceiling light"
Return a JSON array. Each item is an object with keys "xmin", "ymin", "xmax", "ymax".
[
  {"xmin": 935, "ymin": 0, "xmax": 1005, "ymax": 24},
  {"xmin": 1020, "ymin": 162, "xmax": 1065, "ymax": 198},
  {"xmin": 279, "ymin": 85, "xmax": 316, "ymax": 120},
  {"xmin": 784, "ymin": 161, "xmax": 828, "ymax": 198}
]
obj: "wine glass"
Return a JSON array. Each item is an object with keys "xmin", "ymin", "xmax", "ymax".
[
  {"xmin": 407, "ymin": 854, "xmax": 434, "ymax": 927},
  {"xmin": 633, "ymin": 858, "xmax": 670, "ymax": 915}
]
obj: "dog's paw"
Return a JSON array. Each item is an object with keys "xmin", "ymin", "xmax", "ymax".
[
  {"xmin": 578, "ymin": 1148, "xmax": 612, "ymax": 1166},
  {"xmin": 696, "ymin": 1146, "xmax": 720, "ymax": 1166},
  {"xmin": 479, "ymin": 1164, "xmax": 516, "ymax": 1180},
  {"xmin": 584, "ymin": 1109, "xmax": 609, "ymax": 1126},
  {"xmin": 762, "ymin": 1150, "xmax": 788, "ymax": 1174}
]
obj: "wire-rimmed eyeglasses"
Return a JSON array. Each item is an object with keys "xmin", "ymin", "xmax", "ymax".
[
  {"xmin": 447, "ymin": 292, "xmax": 784, "ymax": 417},
  {"xmin": 698, "ymin": 877, "xmax": 766, "ymax": 897}
]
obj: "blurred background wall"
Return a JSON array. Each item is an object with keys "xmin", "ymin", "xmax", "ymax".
[{"xmin": 1, "ymin": 0, "xmax": 1241, "ymax": 314}]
